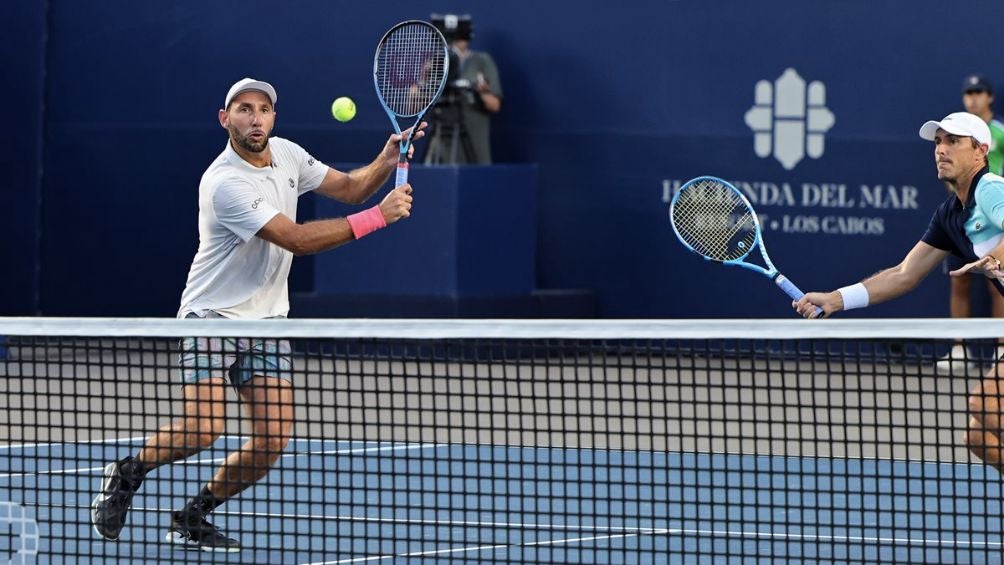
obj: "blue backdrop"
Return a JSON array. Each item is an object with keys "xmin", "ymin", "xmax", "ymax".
[{"xmin": 5, "ymin": 0, "xmax": 1004, "ymax": 318}]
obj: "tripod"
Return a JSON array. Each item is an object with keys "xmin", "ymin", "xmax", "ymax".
[{"xmin": 423, "ymin": 93, "xmax": 477, "ymax": 165}]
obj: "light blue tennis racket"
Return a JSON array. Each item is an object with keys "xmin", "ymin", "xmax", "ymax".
[
  {"xmin": 373, "ymin": 20, "xmax": 449, "ymax": 187},
  {"xmin": 670, "ymin": 176, "xmax": 820, "ymax": 315}
]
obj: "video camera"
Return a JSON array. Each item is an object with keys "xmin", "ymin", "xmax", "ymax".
[
  {"xmin": 431, "ymin": 13, "xmax": 473, "ymax": 42},
  {"xmin": 430, "ymin": 14, "xmax": 480, "ymax": 110}
]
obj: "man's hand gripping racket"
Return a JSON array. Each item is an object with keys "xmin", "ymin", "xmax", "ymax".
[
  {"xmin": 670, "ymin": 176, "xmax": 823, "ymax": 317},
  {"xmin": 373, "ymin": 20, "xmax": 449, "ymax": 187}
]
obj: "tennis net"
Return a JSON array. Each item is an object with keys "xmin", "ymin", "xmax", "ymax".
[{"xmin": 1, "ymin": 317, "xmax": 1003, "ymax": 563}]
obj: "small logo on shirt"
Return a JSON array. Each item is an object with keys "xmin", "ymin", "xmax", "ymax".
[
  {"xmin": 288, "ymin": 178, "xmax": 295, "ymax": 188},
  {"xmin": 307, "ymin": 158, "xmax": 315, "ymax": 166},
  {"xmin": 251, "ymin": 197, "xmax": 263, "ymax": 209}
]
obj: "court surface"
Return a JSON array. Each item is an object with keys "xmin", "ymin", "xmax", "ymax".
[{"xmin": 3, "ymin": 436, "xmax": 1003, "ymax": 564}]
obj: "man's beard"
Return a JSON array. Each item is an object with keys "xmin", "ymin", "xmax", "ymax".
[{"xmin": 228, "ymin": 124, "xmax": 269, "ymax": 153}]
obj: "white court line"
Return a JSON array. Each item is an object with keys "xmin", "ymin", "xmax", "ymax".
[
  {"xmin": 217, "ymin": 509, "xmax": 659, "ymax": 534},
  {"xmin": 36, "ymin": 501, "xmax": 662, "ymax": 534},
  {"xmin": 30, "ymin": 500, "xmax": 1004, "ymax": 549},
  {"xmin": 303, "ymin": 531, "xmax": 655, "ymax": 564},
  {"xmin": 300, "ymin": 526, "xmax": 1004, "ymax": 565},
  {"xmin": 662, "ymin": 527, "xmax": 1004, "ymax": 548},
  {"xmin": 0, "ymin": 436, "xmax": 150, "ymax": 450},
  {"xmin": 1, "ymin": 437, "xmax": 987, "ymax": 469},
  {"xmin": 0, "ymin": 435, "xmax": 375, "ymax": 453},
  {"xmin": 0, "ymin": 441, "xmax": 445, "ymax": 480},
  {"xmin": 23, "ymin": 500, "xmax": 1004, "ymax": 561}
]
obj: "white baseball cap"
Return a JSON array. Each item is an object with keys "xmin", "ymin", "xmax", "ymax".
[
  {"xmin": 919, "ymin": 112, "xmax": 991, "ymax": 146},
  {"xmin": 224, "ymin": 77, "xmax": 277, "ymax": 108}
]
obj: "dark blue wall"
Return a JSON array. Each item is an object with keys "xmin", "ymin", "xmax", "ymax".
[
  {"xmin": 3, "ymin": 1, "xmax": 47, "ymax": 315},
  {"xmin": 5, "ymin": 1, "xmax": 1004, "ymax": 317},
  {"xmin": 308, "ymin": 164, "xmax": 536, "ymax": 297}
]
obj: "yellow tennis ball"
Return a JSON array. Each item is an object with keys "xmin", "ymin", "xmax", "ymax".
[{"xmin": 331, "ymin": 97, "xmax": 356, "ymax": 122}]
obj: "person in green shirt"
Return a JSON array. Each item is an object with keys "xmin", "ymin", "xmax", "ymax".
[
  {"xmin": 937, "ymin": 75, "xmax": 1004, "ymax": 375},
  {"xmin": 963, "ymin": 74, "xmax": 1004, "ymax": 175}
]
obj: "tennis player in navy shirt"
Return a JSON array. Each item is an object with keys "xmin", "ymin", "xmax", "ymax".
[{"xmin": 794, "ymin": 111, "xmax": 1004, "ymax": 476}]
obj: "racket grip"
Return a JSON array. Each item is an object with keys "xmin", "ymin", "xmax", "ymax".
[
  {"xmin": 395, "ymin": 162, "xmax": 409, "ymax": 187},
  {"xmin": 775, "ymin": 274, "xmax": 824, "ymax": 317}
]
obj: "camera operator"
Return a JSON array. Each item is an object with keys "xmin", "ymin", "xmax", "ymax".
[{"xmin": 428, "ymin": 14, "xmax": 503, "ymax": 164}]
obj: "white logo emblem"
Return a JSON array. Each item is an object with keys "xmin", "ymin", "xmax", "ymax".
[
  {"xmin": 0, "ymin": 501, "xmax": 39, "ymax": 564},
  {"xmin": 745, "ymin": 68, "xmax": 836, "ymax": 170}
]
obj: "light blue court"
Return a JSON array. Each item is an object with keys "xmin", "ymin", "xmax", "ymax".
[{"xmin": 1, "ymin": 438, "xmax": 1002, "ymax": 564}]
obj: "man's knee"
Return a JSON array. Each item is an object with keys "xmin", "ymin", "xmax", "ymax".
[
  {"xmin": 183, "ymin": 418, "xmax": 225, "ymax": 449},
  {"xmin": 970, "ymin": 393, "xmax": 987, "ymax": 418},
  {"xmin": 252, "ymin": 429, "xmax": 292, "ymax": 455},
  {"xmin": 964, "ymin": 427, "xmax": 984, "ymax": 453},
  {"xmin": 969, "ymin": 379, "xmax": 1002, "ymax": 416},
  {"xmin": 952, "ymin": 276, "xmax": 973, "ymax": 294}
]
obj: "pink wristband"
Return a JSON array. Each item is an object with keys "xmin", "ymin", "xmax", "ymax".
[{"xmin": 346, "ymin": 205, "xmax": 387, "ymax": 239}]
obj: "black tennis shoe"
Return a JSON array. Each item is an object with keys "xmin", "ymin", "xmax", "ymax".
[
  {"xmin": 165, "ymin": 511, "xmax": 241, "ymax": 552},
  {"xmin": 91, "ymin": 456, "xmax": 144, "ymax": 540}
]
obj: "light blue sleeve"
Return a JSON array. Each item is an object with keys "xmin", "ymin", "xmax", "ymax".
[{"xmin": 975, "ymin": 176, "xmax": 1004, "ymax": 230}]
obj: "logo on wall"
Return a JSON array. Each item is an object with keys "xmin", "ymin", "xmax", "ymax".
[{"xmin": 745, "ymin": 68, "xmax": 835, "ymax": 170}]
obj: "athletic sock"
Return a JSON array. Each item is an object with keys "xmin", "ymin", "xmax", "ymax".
[
  {"xmin": 118, "ymin": 456, "xmax": 148, "ymax": 491},
  {"xmin": 180, "ymin": 485, "xmax": 226, "ymax": 518}
]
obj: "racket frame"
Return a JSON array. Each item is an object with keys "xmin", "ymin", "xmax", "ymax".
[
  {"xmin": 372, "ymin": 20, "xmax": 450, "ymax": 187},
  {"xmin": 670, "ymin": 175, "xmax": 817, "ymax": 310}
]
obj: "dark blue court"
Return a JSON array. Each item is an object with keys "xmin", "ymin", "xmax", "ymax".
[{"xmin": 2, "ymin": 438, "xmax": 1003, "ymax": 564}]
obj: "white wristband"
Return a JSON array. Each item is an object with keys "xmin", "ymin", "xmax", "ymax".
[{"xmin": 837, "ymin": 283, "xmax": 869, "ymax": 311}]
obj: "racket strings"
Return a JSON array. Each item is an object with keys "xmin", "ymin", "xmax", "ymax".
[
  {"xmin": 375, "ymin": 23, "xmax": 448, "ymax": 117},
  {"xmin": 672, "ymin": 180, "xmax": 757, "ymax": 261}
]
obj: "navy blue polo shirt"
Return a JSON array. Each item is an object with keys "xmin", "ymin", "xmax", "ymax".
[{"xmin": 922, "ymin": 167, "xmax": 1004, "ymax": 296}]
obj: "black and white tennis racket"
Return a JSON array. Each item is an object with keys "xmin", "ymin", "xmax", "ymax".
[
  {"xmin": 670, "ymin": 176, "xmax": 821, "ymax": 315},
  {"xmin": 373, "ymin": 20, "xmax": 449, "ymax": 187}
]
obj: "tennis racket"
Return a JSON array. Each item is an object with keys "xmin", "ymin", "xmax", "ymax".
[
  {"xmin": 670, "ymin": 176, "xmax": 821, "ymax": 315},
  {"xmin": 373, "ymin": 20, "xmax": 449, "ymax": 187}
]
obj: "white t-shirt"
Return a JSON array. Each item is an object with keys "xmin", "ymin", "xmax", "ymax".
[{"xmin": 178, "ymin": 137, "xmax": 329, "ymax": 319}]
